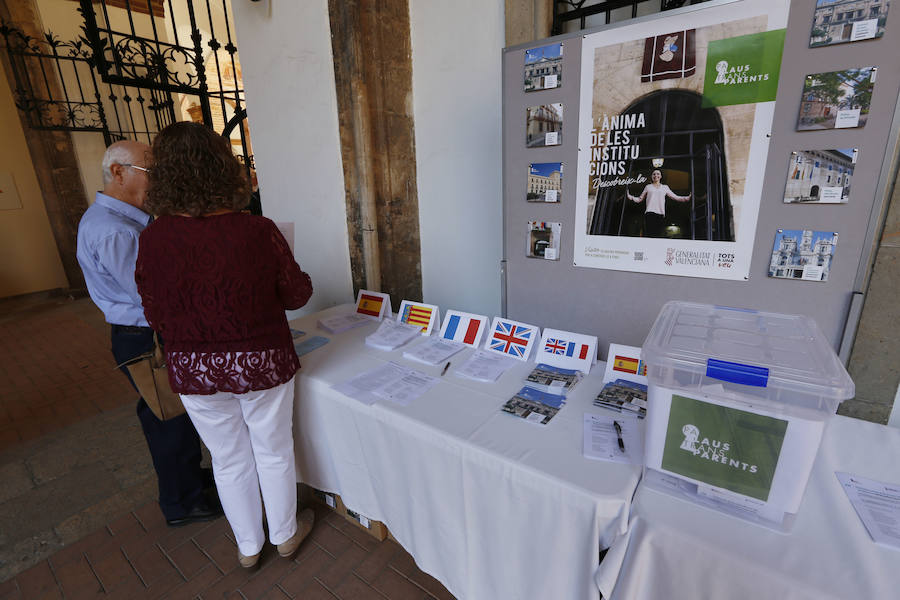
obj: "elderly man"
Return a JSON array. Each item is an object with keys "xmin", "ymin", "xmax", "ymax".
[{"xmin": 77, "ymin": 140, "xmax": 221, "ymax": 526}]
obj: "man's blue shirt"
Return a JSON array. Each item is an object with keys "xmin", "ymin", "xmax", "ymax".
[{"xmin": 76, "ymin": 192, "xmax": 151, "ymax": 326}]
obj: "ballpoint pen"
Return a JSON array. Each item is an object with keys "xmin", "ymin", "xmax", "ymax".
[
  {"xmin": 441, "ymin": 362, "xmax": 451, "ymax": 376},
  {"xmin": 613, "ymin": 420, "xmax": 626, "ymax": 453}
]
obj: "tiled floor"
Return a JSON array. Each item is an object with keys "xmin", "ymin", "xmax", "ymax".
[
  {"xmin": 0, "ymin": 295, "xmax": 134, "ymax": 452},
  {"xmin": 0, "ymin": 294, "xmax": 456, "ymax": 598},
  {"xmin": 0, "ymin": 503, "xmax": 453, "ymax": 599}
]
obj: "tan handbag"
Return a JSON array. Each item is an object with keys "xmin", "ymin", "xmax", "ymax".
[{"xmin": 121, "ymin": 336, "xmax": 186, "ymax": 421}]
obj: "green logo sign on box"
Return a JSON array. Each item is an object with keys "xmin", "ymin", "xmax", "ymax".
[
  {"xmin": 701, "ymin": 29, "xmax": 786, "ymax": 107},
  {"xmin": 661, "ymin": 394, "xmax": 787, "ymax": 501}
]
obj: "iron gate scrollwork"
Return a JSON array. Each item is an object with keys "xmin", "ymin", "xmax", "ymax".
[{"xmin": 0, "ymin": 0, "xmax": 258, "ymax": 213}]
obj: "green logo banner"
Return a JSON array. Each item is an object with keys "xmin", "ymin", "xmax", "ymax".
[
  {"xmin": 661, "ymin": 394, "xmax": 787, "ymax": 500},
  {"xmin": 702, "ymin": 29, "xmax": 786, "ymax": 107}
]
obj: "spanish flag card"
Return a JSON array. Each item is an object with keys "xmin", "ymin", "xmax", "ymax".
[
  {"xmin": 602, "ymin": 343, "xmax": 648, "ymax": 386},
  {"xmin": 355, "ymin": 289, "xmax": 391, "ymax": 320}
]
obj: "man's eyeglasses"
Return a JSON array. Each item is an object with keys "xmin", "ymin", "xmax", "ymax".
[{"xmin": 122, "ymin": 164, "xmax": 151, "ymax": 174}]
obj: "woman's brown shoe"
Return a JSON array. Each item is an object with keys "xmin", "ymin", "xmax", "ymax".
[
  {"xmin": 238, "ymin": 550, "xmax": 260, "ymax": 569},
  {"xmin": 277, "ymin": 509, "xmax": 315, "ymax": 558}
]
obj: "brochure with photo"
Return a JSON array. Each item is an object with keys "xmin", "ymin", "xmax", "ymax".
[
  {"xmin": 527, "ymin": 162, "xmax": 563, "ymax": 203},
  {"xmin": 525, "ymin": 363, "xmax": 583, "ymax": 396},
  {"xmin": 526, "ymin": 221, "xmax": 561, "ymax": 261},
  {"xmin": 524, "ymin": 42, "xmax": 563, "ymax": 92},
  {"xmin": 526, "ymin": 103, "xmax": 563, "ymax": 148},
  {"xmin": 768, "ymin": 229, "xmax": 838, "ymax": 282},
  {"xmin": 809, "ymin": 1, "xmax": 890, "ymax": 48},
  {"xmin": 594, "ymin": 379, "xmax": 648, "ymax": 419},
  {"xmin": 797, "ymin": 67, "xmax": 876, "ymax": 130},
  {"xmin": 501, "ymin": 386, "xmax": 566, "ymax": 426},
  {"xmin": 783, "ymin": 148, "xmax": 857, "ymax": 204}
]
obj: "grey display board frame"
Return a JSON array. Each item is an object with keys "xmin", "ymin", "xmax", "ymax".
[{"xmin": 502, "ymin": 0, "xmax": 900, "ymax": 354}]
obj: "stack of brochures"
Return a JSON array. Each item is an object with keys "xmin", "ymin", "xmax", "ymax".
[
  {"xmin": 593, "ymin": 379, "xmax": 647, "ymax": 418},
  {"xmin": 524, "ymin": 363, "xmax": 582, "ymax": 395},
  {"xmin": 403, "ymin": 337, "xmax": 465, "ymax": 366},
  {"xmin": 365, "ymin": 319, "xmax": 422, "ymax": 351},
  {"xmin": 317, "ymin": 313, "xmax": 372, "ymax": 334},
  {"xmin": 501, "ymin": 386, "xmax": 567, "ymax": 426}
]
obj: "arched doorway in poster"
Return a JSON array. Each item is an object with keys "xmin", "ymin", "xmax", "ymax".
[{"xmin": 589, "ymin": 89, "xmax": 734, "ymax": 241}]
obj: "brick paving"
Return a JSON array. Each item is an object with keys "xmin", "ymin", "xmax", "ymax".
[
  {"xmin": 0, "ymin": 297, "xmax": 133, "ymax": 453},
  {"xmin": 0, "ymin": 295, "xmax": 456, "ymax": 599},
  {"xmin": 1, "ymin": 503, "xmax": 455, "ymax": 599}
]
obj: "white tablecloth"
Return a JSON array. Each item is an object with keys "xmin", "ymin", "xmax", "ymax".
[
  {"xmin": 595, "ymin": 414, "xmax": 900, "ymax": 600},
  {"xmin": 291, "ymin": 305, "xmax": 642, "ymax": 600}
]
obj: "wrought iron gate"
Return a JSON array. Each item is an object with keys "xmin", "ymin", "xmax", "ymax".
[
  {"xmin": 552, "ymin": 0, "xmax": 710, "ymax": 34},
  {"xmin": 0, "ymin": 0, "xmax": 258, "ymax": 213}
]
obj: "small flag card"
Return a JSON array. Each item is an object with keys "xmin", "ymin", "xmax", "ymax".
[
  {"xmin": 439, "ymin": 310, "xmax": 488, "ymax": 347},
  {"xmin": 537, "ymin": 328, "xmax": 597, "ymax": 373},
  {"xmin": 484, "ymin": 317, "xmax": 539, "ymax": 362},
  {"xmin": 397, "ymin": 300, "xmax": 439, "ymax": 335},
  {"xmin": 602, "ymin": 343, "xmax": 648, "ymax": 386},
  {"xmin": 356, "ymin": 290, "xmax": 391, "ymax": 320}
]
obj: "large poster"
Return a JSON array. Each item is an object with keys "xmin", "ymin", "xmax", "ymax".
[{"xmin": 574, "ymin": 1, "xmax": 789, "ymax": 279}]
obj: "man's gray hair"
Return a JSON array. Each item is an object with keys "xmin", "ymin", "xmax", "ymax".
[{"xmin": 101, "ymin": 144, "xmax": 135, "ymax": 184}]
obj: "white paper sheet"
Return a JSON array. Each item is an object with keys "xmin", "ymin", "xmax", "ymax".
[
  {"xmin": 583, "ymin": 414, "xmax": 643, "ymax": 465},
  {"xmin": 836, "ymin": 472, "xmax": 900, "ymax": 551},
  {"xmin": 403, "ymin": 337, "xmax": 466, "ymax": 366},
  {"xmin": 365, "ymin": 319, "xmax": 422, "ymax": 351},
  {"xmin": 331, "ymin": 361, "xmax": 410, "ymax": 405},
  {"xmin": 318, "ymin": 313, "xmax": 372, "ymax": 334},
  {"xmin": 372, "ymin": 369, "xmax": 439, "ymax": 406},
  {"xmin": 454, "ymin": 349, "xmax": 518, "ymax": 382}
]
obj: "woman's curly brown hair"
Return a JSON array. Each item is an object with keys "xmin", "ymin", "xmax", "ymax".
[{"xmin": 146, "ymin": 121, "xmax": 250, "ymax": 216}]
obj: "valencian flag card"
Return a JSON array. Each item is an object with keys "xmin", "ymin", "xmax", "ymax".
[
  {"xmin": 439, "ymin": 310, "xmax": 488, "ymax": 347},
  {"xmin": 396, "ymin": 300, "xmax": 439, "ymax": 335},
  {"xmin": 536, "ymin": 328, "xmax": 597, "ymax": 373},
  {"xmin": 484, "ymin": 317, "xmax": 539, "ymax": 362},
  {"xmin": 355, "ymin": 289, "xmax": 391, "ymax": 320}
]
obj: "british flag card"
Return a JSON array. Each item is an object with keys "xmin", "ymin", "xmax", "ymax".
[
  {"xmin": 396, "ymin": 300, "xmax": 439, "ymax": 335},
  {"xmin": 484, "ymin": 317, "xmax": 539, "ymax": 362},
  {"xmin": 537, "ymin": 328, "xmax": 597, "ymax": 373},
  {"xmin": 355, "ymin": 290, "xmax": 391, "ymax": 320},
  {"xmin": 439, "ymin": 310, "xmax": 488, "ymax": 347}
]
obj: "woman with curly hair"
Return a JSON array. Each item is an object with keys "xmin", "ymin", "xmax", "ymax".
[{"xmin": 135, "ymin": 121, "xmax": 314, "ymax": 569}]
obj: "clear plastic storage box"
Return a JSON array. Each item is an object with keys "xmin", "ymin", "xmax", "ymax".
[{"xmin": 640, "ymin": 301, "xmax": 855, "ymax": 530}]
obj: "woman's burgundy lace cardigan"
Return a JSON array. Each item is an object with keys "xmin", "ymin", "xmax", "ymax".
[{"xmin": 136, "ymin": 213, "xmax": 312, "ymax": 395}]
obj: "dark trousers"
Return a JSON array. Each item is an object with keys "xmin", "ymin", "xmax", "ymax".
[
  {"xmin": 111, "ymin": 324, "xmax": 204, "ymax": 520},
  {"xmin": 644, "ymin": 212, "xmax": 666, "ymax": 238}
]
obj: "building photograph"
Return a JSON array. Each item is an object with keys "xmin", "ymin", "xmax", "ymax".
[
  {"xmin": 527, "ymin": 161, "xmax": 562, "ymax": 201},
  {"xmin": 797, "ymin": 67, "xmax": 875, "ymax": 130},
  {"xmin": 524, "ymin": 42, "xmax": 562, "ymax": 91},
  {"xmin": 768, "ymin": 229, "xmax": 839, "ymax": 281},
  {"xmin": 783, "ymin": 148, "xmax": 856, "ymax": 203},
  {"xmin": 810, "ymin": 0, "xmax": 891, "ymax": 46}
]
